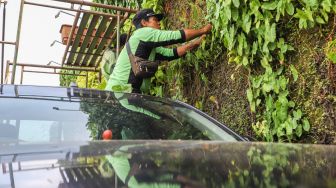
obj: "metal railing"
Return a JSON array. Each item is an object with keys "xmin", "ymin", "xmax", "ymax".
[{"xmin": 0, "ymin": 0, "xmax": 138, "ymax": 85}]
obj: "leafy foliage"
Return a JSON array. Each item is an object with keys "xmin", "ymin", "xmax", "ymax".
[
  {"xmin": 76, "ymin": 72, "xmax": 106, "ymax": 89},
  {"xmin": 92, "ymin": 0, "xmax": 141, "ymax": 14},
  {"xmin": 325, "ymin": 39, "xmax": 336, "ymax": 64},
  {"xmin": 206, "ymin": 0, "xmax": 336, "ymax": 141},
  {"xmin": 141, "ymin": 0, "xmax": 165, "ymax": 12},
  {"xmin": 59, "ymin": 69, "xmax": 81, "ymax": 87},
  {"xmin": 60, "ymin": 0, "xmax": 335, "ymax": 142}
]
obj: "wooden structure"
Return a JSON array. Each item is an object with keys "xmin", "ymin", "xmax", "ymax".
[{"xmin": 0, "ymin": 0, "xmax": 138, "ymax": 86}]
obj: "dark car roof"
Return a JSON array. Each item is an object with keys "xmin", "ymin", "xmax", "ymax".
[
  {"xmin": 1, "ymin": 141, "xmax": 335, "ymax": 188},
  {"xmin": 0, "ymin": 84, "xmax": 245, "ymax": 141}
]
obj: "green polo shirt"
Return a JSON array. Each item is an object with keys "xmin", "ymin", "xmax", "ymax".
[{"xmin": 105, "ymin": 27, "xmax": 186, "ymax": 93}]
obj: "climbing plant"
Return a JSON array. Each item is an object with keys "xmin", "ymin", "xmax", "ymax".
[
  {"xmin": 141, "ymin": 0, "xmax": 165, "ymax": 12},
  {"xmin": 93, "ymin": 0, "xmax": 141, "ymax": 14},
  {"xmin": 206, "ymin": 0, "xmax": 336, "ymax": 141},
  {"xmin": 325, "ymin": 39, "xmax": 336, "ymax": 64},
  {"xmin": 59, "ymin": 69, "xmax": 80, "ymax": 87}
]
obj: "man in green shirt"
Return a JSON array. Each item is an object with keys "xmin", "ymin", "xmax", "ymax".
[{"xmin": 105, "ymin": 8, "xmax": 212, "ymax": 94}]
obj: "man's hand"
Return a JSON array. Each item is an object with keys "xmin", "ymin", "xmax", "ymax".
[
  {"xmin": 202, "ymin": 24, "xmax": 212, "ymax": 34},
  {"xmin": 183, "ymin": 23, "xmax": 212, "ymax": 41},
  {"xmin": 192, "ymin": 34, "xmax": 206, "ymax": 47},
  {"xmin": 177, "ymin": 35, "xmax": 207, "ymax": 56}
]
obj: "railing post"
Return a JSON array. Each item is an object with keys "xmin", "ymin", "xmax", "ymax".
[
  {"xmin": 20, "ymin": 66, "xmax": 24, "ymax": 84},
  {"xmin": 116, "ymin": 11, "xmax": 120, "ymax": 58},
  {"xmin": 85, "ymin": 71, "xmax": 88, "ymax": 88},
  {"xmin": 4, "ymin": 60, "xmax": 9, "ymax": 83},
  {"xmin": 1, "ymin": 0, "xmax": 7, "ymax": 85},
  {"xmin": 11, "ymin": 0, "xmax": 24, "ymax": 84}
]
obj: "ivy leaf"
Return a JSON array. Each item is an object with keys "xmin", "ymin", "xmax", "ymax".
[
  {"xmin": 238, "ymin": 33, "xmax": 245, "ymax": 56},
  {"xmin": 294, "ymin": 9, "xmax": 313, "ymax": 28},
  {"xmin": 303, "ymin": 118, "xmax": 310, "ymax": 131},
  {"xmin": 224, "ymin": 0, "xmax": 232, "ymax": 6},
  {"xmin": 304, "ymin": 0, "xmax": 318, "ymax": 9},
  {"xmin": 250, "ymin": 0, "xmax": 260, "ymax": 13},
  {"xmin": 285, "ymin": 2, "xmax": 295, "ymax": 15},
  {"xmin": 292, "ymin": 118, "xmax": 298, "ymax": 129},
  {"xmin": 252, "ymin": 76, "xmax": 262, "ymax": 88},
  {"xmin": 296, "ymin": 125, "xmax": 303, "ymax": 137},
  {"xmin": 275, "ymin": 66, "xmax": 284, "ymax": 75},
  {"xmin": 279, "ymin": 91, "xmax": 289, "ymax": 104},
  {"xmin": 327, "ymin": 52, "xmax": 336, "ymax": 64},
  {"xmin": 224, "ymin": 6, "xmax": 232, "ymax": 20},
  {"xmin": 288, "ymin": 101, "xmax": 295, "ymax": 108},
  {"xmin": 261, "ymin": 57, "xmax": 271, "ymax": 70},
  {"xmin": 227, "ymin": 26, "xmax": 236, "ymax": 50},
  {"xmin": 289, "ymin": 65, "xmax": 298, "ymax": 82},
  {"xmin": 293, "ymin": 109, "xmax": 302, "ymax": 120},
  {"xmin": 305, "ymin": 9, "xmax": 314, "ymax": 22},
  {"xmin": 278, "ymin": 105, "xmax": 288, "ymax": 122},
  {"xmin": 247, "ymin": 88, "xmax": 253, "ymax": 103},
  {"xmin": 315, "ymin": 16, "xmax": 325, "ymax": 24},
  {"xmin": 279, "ymin": 76, "xmax": 288, "ymax": 90},
  {"xmin": 244, "ymin": 20, "xmax": 252, "ymax": 34},
  {"xmin": 299, "ymin": 18, "xmax": 308, "ymax": 29},
  {"xmin": 232, "ymin": 0, "xmax": 240, "ymax": 8},
  {"xmin": 321, "ymin": 10, "xmax": 329, "ymax": 22},
  {"xmin": 252, "ymin": 41, "xmax": 258, "ymax": 55},
  {"xmin": 231, "ymin": 7, "xmax": 239, "ymax": 21},
  {"xmin": 242, "ymin": 12, "xmax": 251, "ymax": 34},
  {"xmin": 266, "ymin": 95, "xmax": 273, "ymax": 110},
  {"xmin": 287, "ymin": 44, "xmax": 294, "ymax": 51},
  {"xmin": 154, "ymin": 86, "xmax": 163, "ymax": 97},
  {"xmin": 262, "ymin": 83, "xmax": 273, "ymax": 93},
  {"xmin": 270, "ymin": 23, "xmax": 277, "ymax": 42},
  {"xmin": 155, "ymin": 68, "xmax": 165, "ymax": 83},
  {"xmin": 194, "ymin": 60, "xmax": 200, "ymax": 71},
  {"xmin": 273, "ymin": 81, "xmax": 280, "ymax": 93},
  {"xmin": 215, "ymin": 3, "xmax": 221, "ymax": 19},
  {"xmin": 322, "ymin": 0, "xmax": 331, "ymax": 12},
  {"xmin": 285, "ymin": 122, "xmax": 293, "ymax": 136},
  {"xmin": 251, "ymin": 101, "xmax": 256, "ymax": 112},
  {"xmin": 277, "ymin": 127, "xmax": 285, "ymax": 137},
  {"xmin": 262, "ymin": 1, "xmax": 278, "ymax": 10},
  {"xmin": 242, "ymin": 56, "xmax": 249, "ymax": 66}
]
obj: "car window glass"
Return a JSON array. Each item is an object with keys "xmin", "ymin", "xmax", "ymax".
[{"xmin": 0, "ymin": 95, "xmax": 238, "ymax": 143}]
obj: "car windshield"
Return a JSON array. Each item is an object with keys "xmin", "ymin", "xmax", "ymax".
[{"xmin": 0, "ymin": 86, "xmax": 239, "ymax": 143}]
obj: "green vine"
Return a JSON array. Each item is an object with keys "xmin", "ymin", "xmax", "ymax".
[
  {"xmin": 141, "ymin": 0, "xmax": 165, "ymax": 12},
  {"xmin": 93, "ymin": 0, "xmax": 141, "ymax": 14},
  {"xmin": 325, "ymin": 39, "xmax": 336, "ymax": 64},
  {"xmin": 206, "ymin": 0, "xmax": 336, "ymax": 141}
]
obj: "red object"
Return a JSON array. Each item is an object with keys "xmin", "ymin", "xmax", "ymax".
[{"xmin": 102, "ymin": 130, "xmax": 113, "ymax": 140}]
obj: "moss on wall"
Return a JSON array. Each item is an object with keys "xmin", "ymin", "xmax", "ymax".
[
  {"xmin": 163, "ymin": 0, "xmax": 335, "ymax": 143},
  {"xmin": 287, "ymin": 22, "xmax": 336, "ymax": 143},
  {"xmin": 163, "ymin": 0, "xmax": 253, "ymax": 137}
]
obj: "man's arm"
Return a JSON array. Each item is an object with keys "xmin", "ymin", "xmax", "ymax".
[
  {"xmin": 154, "ymin": 47, "xmax": 179, "ymax": 61},
  {"xmin": 154, "ymin": 34, "xmax": 206, "ymax": 60},
  {"xmin": 139, "ymin": 24, "xmax": 212, "ymax": 48},
  {"xmin": 177, "ymin": 35, "xmax": 206, "ymax": 57},
  {"xmin": 183, "ymin": 24, "xmax": 212, "ymax": 41}
]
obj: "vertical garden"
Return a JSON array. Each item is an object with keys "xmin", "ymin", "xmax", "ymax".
[{"xmin": 61, "ymin": 0, "xmax": 336, "ymax": 144}]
